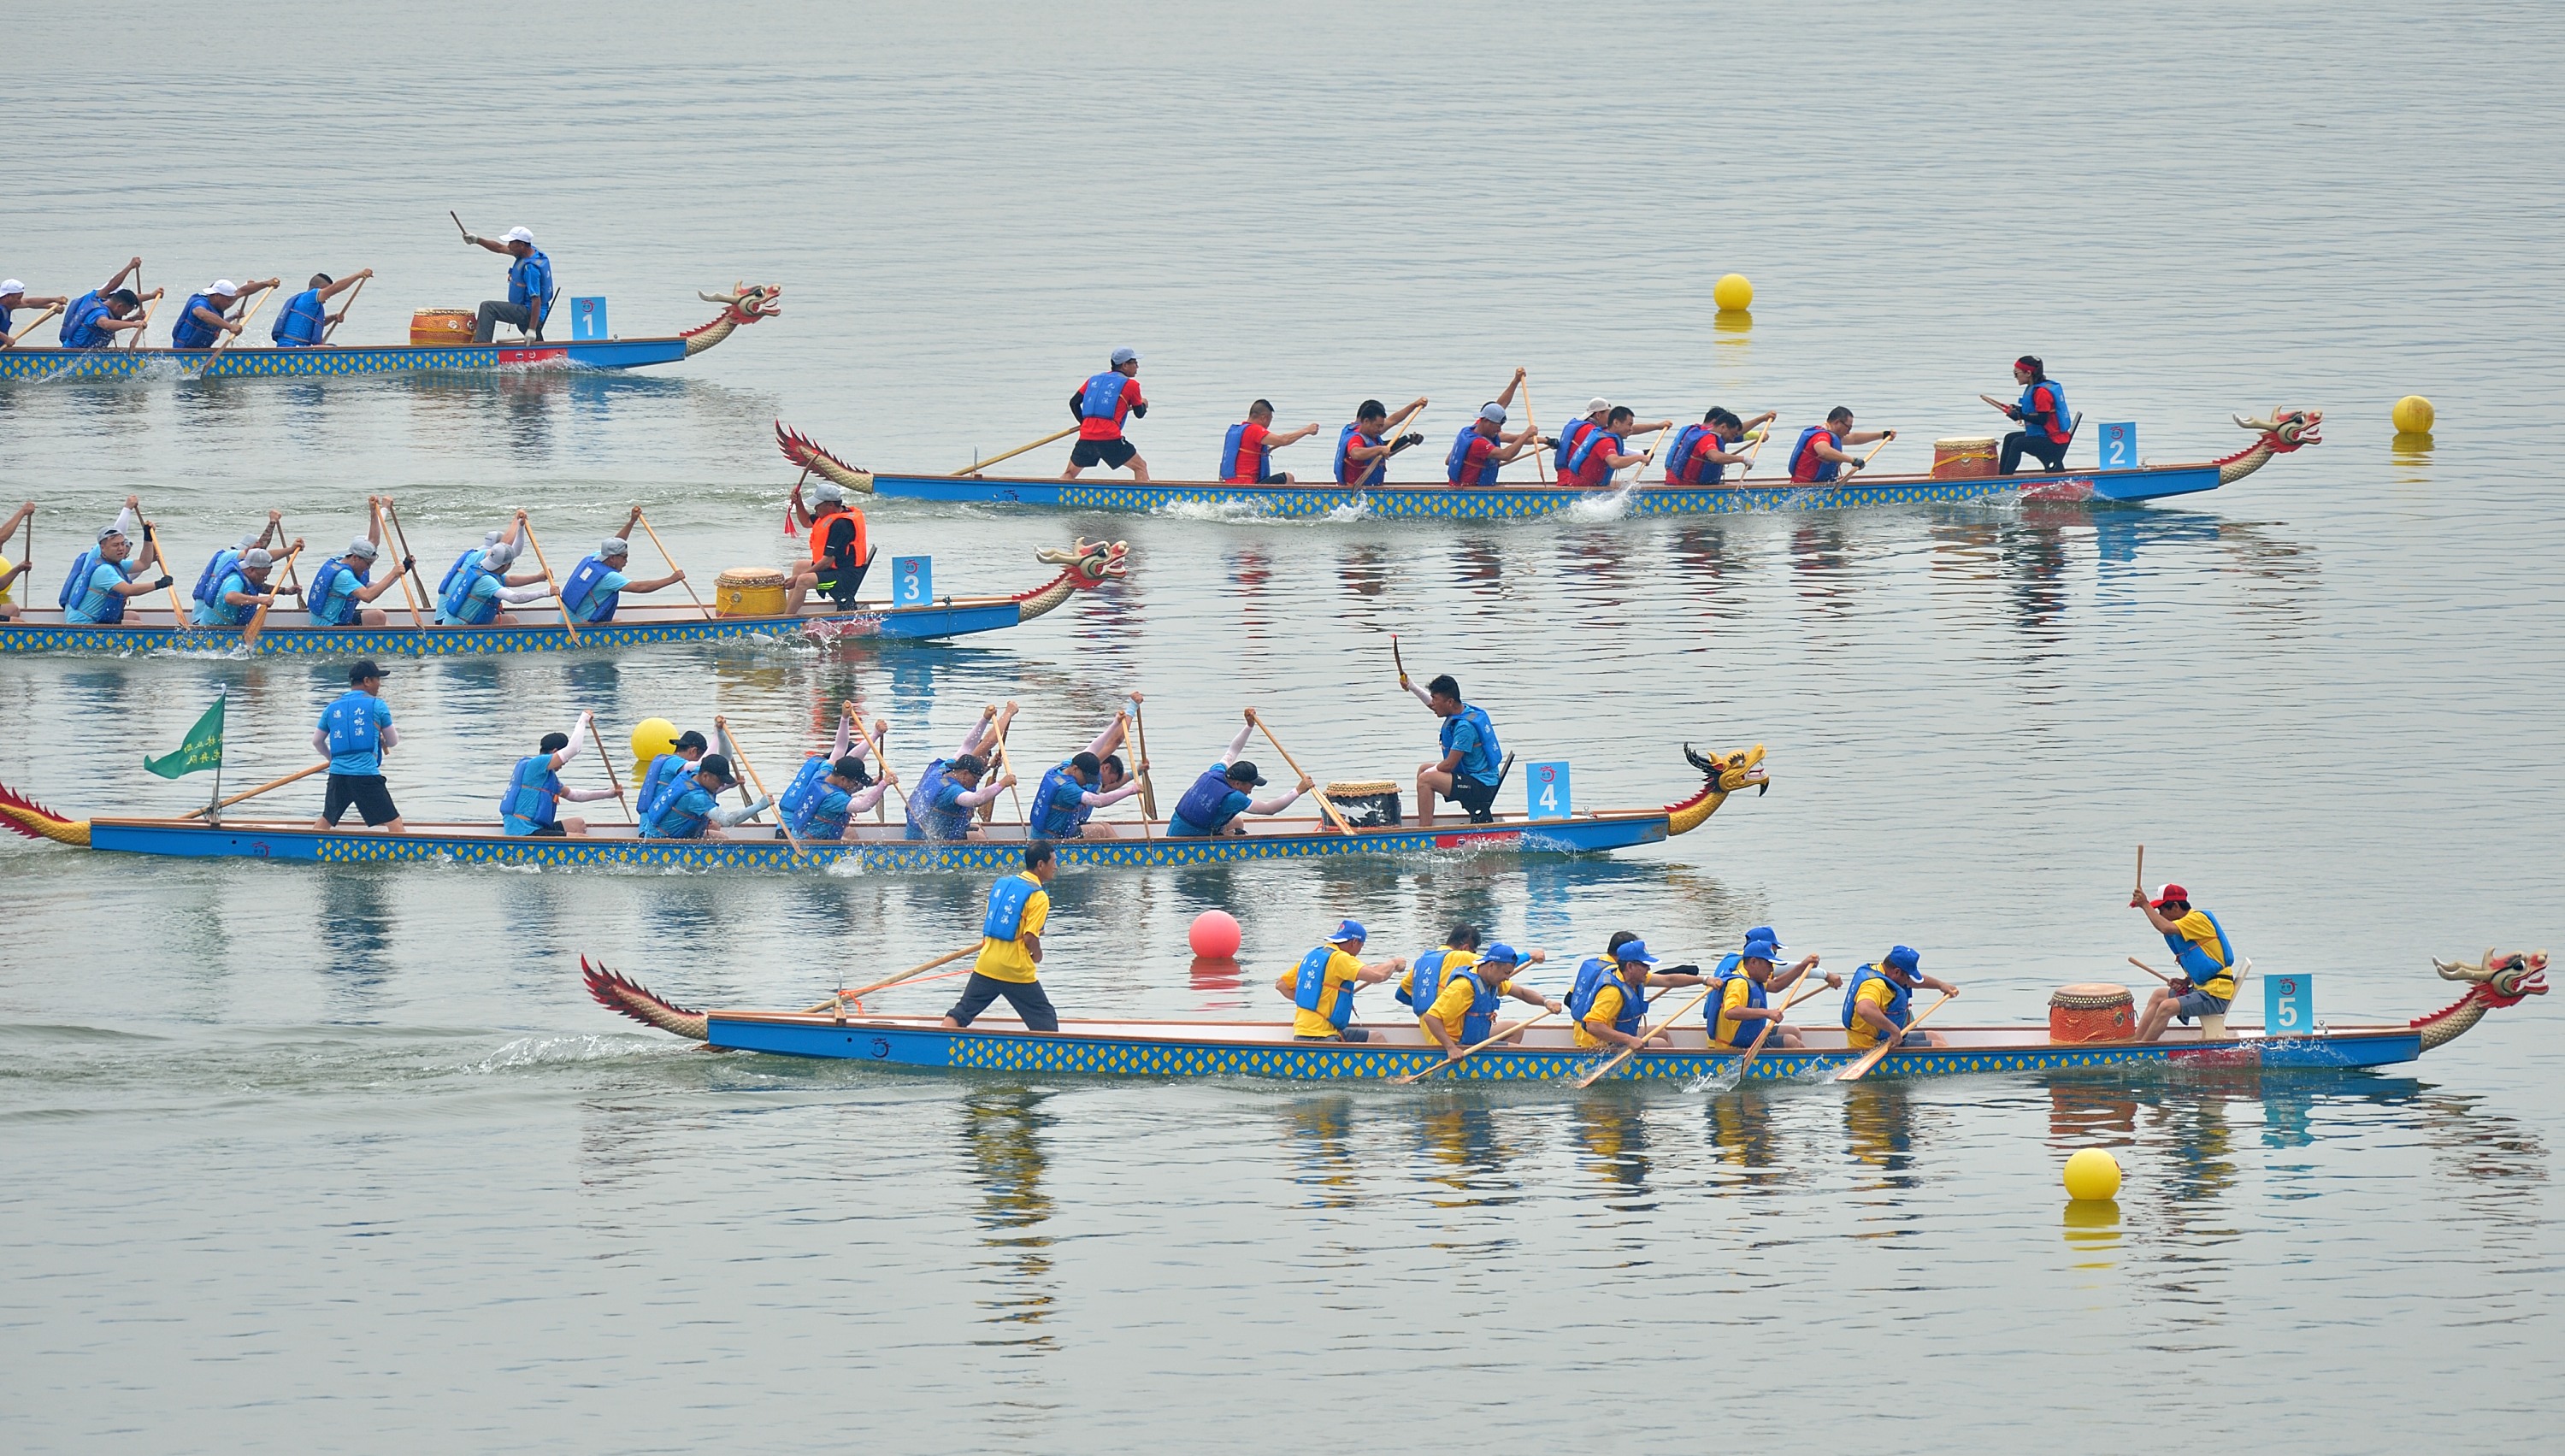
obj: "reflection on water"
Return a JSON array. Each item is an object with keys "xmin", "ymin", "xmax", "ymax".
[
  {"xmin": 1567, "ymin": 1090, "xmax": 1654, "ymax": 1208},
  {"xmin": 1283, "ymin": 1093, "xmax": 1361, "ymax": 1211},
  {"xmin": 963, "ymin": 1084, "xmax": 1057, "ymax": 1353},
  {"xmin": 1413, "ymin": 1101, "xmax": 1514, "ymax": 1212}
]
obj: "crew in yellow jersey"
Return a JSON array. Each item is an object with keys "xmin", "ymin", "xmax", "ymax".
[
  {"xmin": 1569, "ymin": 936, "xmax": 1712, "ymax": 1050},
  {"xmin": 1419, "ymin": 944, "xmax": 1560, "ymax": 1057},
  {"xmin": 1395, "ymin": 923, "xmax": 1481, "ymax": 1014},
  {"xmin": 1842, "ymin": 945, "xmax": 1959, "ymax": 1050},
  {"xmin": 1278, "ymin": 918, "xmax": 1408, "ymax": 1042},
  {"xmin": 2130, "ymin": 881, "xmax": 2240, "ymax": 1041},
  {"xmin": 0, "ymin": 501, "xmax": 30, "ymax": 620},
  {"xmin": 1709, "ymin": 934, "xmax": 1842, "ymax": 1051},
  {"xmin": 941, "ymin": 843, "xmax": 1061, "ymax": 1032}
]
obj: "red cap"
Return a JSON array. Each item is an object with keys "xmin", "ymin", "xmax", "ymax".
[{"xmin": 2151, "ymin": 883, "xmax": 2188, "ymax": 909}]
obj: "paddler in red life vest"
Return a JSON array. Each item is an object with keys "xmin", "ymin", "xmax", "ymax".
[
  {"xmin": 1421, "ymin": 943, "xmax": 1561, "ymax": 1058},
  {"xmin": 2129, "ymin": 881, "xmax": 2240, "ymax": 1042},
  {"xmin": 786, "ymin": 480, "xmax": 871, "ymax": 611},
  {"xmin": 1401, "ymin": 670, "xmax": 1504, "ymax": 825},
  {"xmin": 1666, "ymin": 408, "xmax": 1778, "ymax": 486},
  {"xmin": 1562, "ymin": 405, "xmax": 1675, "ymax": 489},
  {"xmin": 1982, "ymin": 355, "xmax": 2074, "ymax": 475},
  {"xmin": 1788, "ymin": 407, "xmax": 1895, "ymax": 483},
  {"xmin": 1165, "ymin": 710, "xmax": 1314, "ymax": 837},
  {"xmin": 1221, "ymin": 399, "xmax": 1321, "ymax": 484},
  {"xmin": 1063, "ymin": 347, "xmax": 1150, "ymax": 481},
  {"xmin": 1336, "ymin": 397, "xmax": 1429, "ymax": 487},
  {"xmin": 1446, "ymin": 371, "xmax": 1548, "ymax": 487},
  {"xmin": 1550, "ymin": 398, "xmax": 1611, "ymax": 480},
  {"xmin": 942, "ymin": 843, "xmax": 1064, "ymax": 1033},
  {"xmin": 1843, "ymin": 946, "xmax": 1957, "ymax": 1050},
  {"xmin": 1277, "ymin": 919, "xmax": 1408, "ymax": 1043}
]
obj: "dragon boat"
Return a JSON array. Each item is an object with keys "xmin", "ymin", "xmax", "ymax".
[
  {"xmin": 585, "ymin": 950, "xmax": 2547, "ymax": 1083},
  {"xmin": 775, "ymin": 410, "xmax": 2321, "ymax": 522},
  {"xmin": 0, "ymin": 539, "xmax": 1125, "ymax": 658},
  {"xmin": 0, "ymin": 285, "xmax": 781, "ymax": 381},
  {"xmin": 0, "ymin": 746, "xmax": 1766, "ymax": 874}
]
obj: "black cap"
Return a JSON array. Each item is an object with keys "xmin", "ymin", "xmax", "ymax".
[
  {"xmin": 697, "ymin": 753, "xmax": 734, "ymax": 781},
  {"xmin": 673, "ymin": 730, "xmax": 708, "ymax": 751},
  {"xmin": 952, "ymin": 754, "xmax": 988, "ymax": 776},
  {"xmin": 347, "ymin": 659, "xmax": 386, "ymax": 682},
  {"xmin": 1226, "ymin": 759, "xmax": 1266, "ymax": 787}
]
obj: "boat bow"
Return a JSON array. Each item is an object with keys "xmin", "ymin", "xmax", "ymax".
[
  {"xmin": 1011, "ymin": 539, "xmax": 1129, "ymax": 620},
  {"xmin": 2415, "ymin": 950, "xmax": 2549, "ymax": 1051},
  {"xmin": 677, "ymin": 282, "xmax": 783, "ymax": 357},
  {"xmin": 2212, "ymin": 408, "xmax": 2323, "ymax": 485},
  {"xmin": 1666, "ymin": 744, "xmax": 1767, "ymax": 835}
]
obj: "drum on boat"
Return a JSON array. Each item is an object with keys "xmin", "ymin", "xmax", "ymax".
[
  {"xmin": 410, "ymin": 309, "xmax": 476, "ymax": 345},
  {"xmin": 1931, "ymin": 436, "xmax": 2000, "ymax": 479},
  {"xmin": 715, "ymin": 568, "xmax": 788, "ymax": 618},
  {"xmin": 2049, "ymin": 982, "xmax": 2135, "ymax": 1043},
  {"xmin": 1324, "ymin": 781, "xmax": 1401, "ymax": 827}
]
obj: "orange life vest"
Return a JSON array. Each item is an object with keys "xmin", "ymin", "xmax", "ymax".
[{"xmin": 808, "ymin": 505, "xmax": 868, "ymax": 572}]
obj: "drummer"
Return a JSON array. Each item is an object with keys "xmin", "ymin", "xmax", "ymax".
[
  {"xmin": 1983, "ymin": 356, "xmax": 2073, "ymax": 474},
  {"xmin": 1400, "ymin": 669, "xmax": 1501, "ymax": 826},
  {"xmin": 1843, "ymin": 946, "xmax": 1957, "ymax": 1050},
  {"xmin": 1789, "ymin": 408, "xmax": 1895, "ymax": 483},
  {"xmin": 2130, "ymin": 881, "xmax": 2239, "ymax": 1041},
  {"xmin": 786, "ymin": 480, "xmax": 871, "ymax": 611},
  {"xmin": 462, "ymin": 226, "xmax": 557, "ymax": 341},
  {"xmin": 1165, "ymin": 710, "xmax": 1313, "ymax": 837}
]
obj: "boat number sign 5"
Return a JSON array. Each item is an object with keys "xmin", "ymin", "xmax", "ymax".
[
  {"xmin": 893, "ymin": 556, "xmax": 933, "ymax": 607},
  {"xmin": 1529, "ymin": 761, "xmax": 1571, "ymax": 821},
  {"xmin": 2266, "ymin": 973, "xmax": 2314, "ymax": 1035},
  {"xmin": 2101, "ymin": 422, "xmax": 2138, "ymax": 469}
]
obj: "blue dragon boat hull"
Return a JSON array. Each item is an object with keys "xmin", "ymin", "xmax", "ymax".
[
  {"xmin": 0, "ymin": 338, "xmax": 699, "ymax": 380},
  {"xmin": 0, "ymin": 598, "xmax": 1027, "ymax": 657}
]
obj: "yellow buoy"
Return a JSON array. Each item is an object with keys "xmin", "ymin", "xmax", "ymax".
[
  {"xmin": 2391, "ymin": 395, "xmax": 2435, "ymax": 433},
  {"xmin": 1713, "ymin": 273, "xmax": 1754, "ymax": 311},
  {"xmin": 2063, "ymin": 1147, "xmax": 2123, "ymax": 1201},
  {"xmin": 631, "ymin": 716, "xmax": 677, "ymax": 781}
]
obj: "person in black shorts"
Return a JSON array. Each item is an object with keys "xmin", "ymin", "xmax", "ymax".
[
  {"xmin": 1063, "ymin": 346, "xmax": 1151, "ymax": 481},
  {"xmin": 311, "ymin": 659, "xmax": 405, "ymax": 833}
]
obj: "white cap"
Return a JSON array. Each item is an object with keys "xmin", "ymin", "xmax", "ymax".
[
  {"xmin": 0, "ymin": 280, "xmax": 23, "ymax": 296},
  {"xmin": 1586, "ymin": 397, "xmax": 1611, "ymax": 416},
  {"xmin": 346, "ymin": 539, "xmax": 380, "ymax": 560},
  {"xmin": 241, "ymin": 547, "xmax": 274, "ymax": 569},
  {"xmin": 209, "ymin": 279, "xmax": 239, "ymax": 297},
  {"xmin": 98, "ymin": 523, "xmax": 127, "ymax": 542},
  {"xmin": 1109, "ymin": 345, "xmax": 1139, "ymax": 365},
  {"xmin": 1478, "ymin": 402, "xmax": 1507, "ymax": 424},
  {"xmin": 483, "ymin": 529, "xmax": 505, "ymax": 547},
  {"xmin": 599, "ymin": 537, "xmax": 630, "ymax": 557},
  {"xmin": 812, "ymin": 481, "xmax": 845, "ymax": 504},
  {"xmin": 502, "ymin": 227, "xmax": 534, "ymax": 245},
  {"xmin": 484, "ymin": 540, "xmax": 521, "ymax": 569}
]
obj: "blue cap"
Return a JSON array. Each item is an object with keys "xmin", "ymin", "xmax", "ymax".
[
  {"xmin": 1745, "ymin": 925, "xmax": 1777, "ymax": 946},
  {"xmin": 1327, "ymin": 918, "xmax": 1366, "ymax": 944},
  {"xmin": 1616, "ymin": 940, "xmax": 1659, "ymax": 965},
  {"xmin": 1481, "ymin": 942, "xmax": 1521, "ymax": 964},
  {"xmin": 1110, "ymin": 345, "xmax": 1139, "ymax": 366},
  {"xmin": 1742, "ymin": 938, "xmax": 1782, "ymax": 964},
  {"xmin": 1884, "ymin": 945, "xmax": 1921, "ymax": 975}
]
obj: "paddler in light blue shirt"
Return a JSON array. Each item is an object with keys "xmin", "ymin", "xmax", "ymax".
[
  {"xmin": 1165, "ymin": 710, "xmax": 1313, "ymax": 837},
  {"xmin": 270, "ymin": 268, "xmax": 374, "ymax": 348},
  {"xmin": 559, "ymin": 510, "xmax": 687, "ymax": 624},
  {"xmin": 61, "ymin": 498, "xmax": 174, "ymax": 623},
  {"xmin": 1402, "ymin": 669, "xmax": 1503, "ymax": 825},
  {"xmin": 189, "ymin": 544, "xmax": 299, "ymax": 628}
]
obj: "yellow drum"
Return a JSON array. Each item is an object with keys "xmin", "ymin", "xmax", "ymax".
[
  {"xmin": 2049, "ymin": 983, "xmax": 2135, "ymax": 1044},
  {"xmin": 1931, "ymin": 436, "xmax": 2000, "ymax": 479},
  {"xmin": 716, "ymin": 568, "xmax": 788, "ymax": 618},
  {"xmin": 410, "ymin": 309, "xmax": 476, "ymax": 345}
]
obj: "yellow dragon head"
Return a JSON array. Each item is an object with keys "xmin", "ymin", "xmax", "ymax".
[{"xmin": 1666, "ymin": 744, "xmax": 1767, "ymax": 835}]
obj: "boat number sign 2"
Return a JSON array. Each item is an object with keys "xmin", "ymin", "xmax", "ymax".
[{"xmin": 2100, "ymin": 422, "xmax": 2138, "ymax": 469}]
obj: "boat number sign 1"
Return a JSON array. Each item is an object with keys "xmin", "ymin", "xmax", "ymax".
[
  {"xmin": 2100, "ymin": 422, "xmax": 2138, "ymax": 469},
  {"xmin": 2265, "ymin": 973, "xmax": 2314, "ymax": 1035},
  {"xmin": 893, "ymin": 556, "xmax": 932, "ymax": 607},
  {"xmin": 1529, "ymin": 761, "xmax": 1571, "ymax": 821}
]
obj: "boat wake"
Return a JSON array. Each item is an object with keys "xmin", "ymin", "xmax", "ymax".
[{"xmin": 474, "ymin": 1032, "xmax": 687, "ymax": 1072}]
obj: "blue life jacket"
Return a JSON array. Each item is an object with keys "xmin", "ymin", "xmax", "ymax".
[
  {"xmin": 1078, "ymin": 370, "xmax": 1127, "ymax": 427},
  {"xmin": 438, "ymin": 547, "xmax": 483, "ymax": 601},
  {"xmin": 168, "ymin": 292, "xmax": 225, "ymax": 350},
  {"xmin": 321, "ymin": 690, "xmax": 381, "ymax": 759},
  {"xmin": 1790, "ymin": 427, "xmax": 1841, "ymax": 484},
  {"xmin": 2017, "ymin": 380, "xmax": 2072, "ymax": 445},
  {"xmin": 636, "ymin": 756, "xmax": 698, "ymax": 819},
  {"xmin": 1553, "ymin": 418, "xmax": 1597, "ymax": 475},
  {"xmin": 273, "ymin": 288, "xmax": 327, "ymax": 347},
  {"xmin": 1566, "ymin": 428, "xmax": 1622, "ymax": 484},
  {"xmin": 1219, "ymin": 422, "xmax": 1277, "ymax": 483},
  {"xmin": 439, "ymin": 555, "xmax": 498, "ymax": 624},
  {"xmin": 778, "ymin": 754, "xmax": 832, "ymax": 825},
  {"xmin": 1400, "ymin": 946, "xmax": 1467, "ymax": 1011},
  {"xmin": 1843, "ymin": 964, "xmax": 1913, "ymax": 1035},
  {"xmin": 1668, "ymin": 424, "xmax": 1730, "ymax": 486},
  {"xmin": 500, "ymin": 754, "xmax": 561, "ymax": 834},
  {"xmin": 62, "ymin": 550, "xmax": 131, "ymax": 622},
  {"xmin": 1334, "ymin": 423, "xmax": 1383, "ymax": 486},
  {"xmin": 559, "ymin": 554, "xmax": 618, "ymax": 622},
  {"xmin": 1170, "ymin": 765, "xmax": 1244, "ymax": 836},
  {"xmin": 61, "ymin": 292, "xmax": 115, "ymax": 349},
  {"xmin": 983, "ymin": 874, "xmax": 1041, "ymax": 940},
  {"xmin": 307, "ymin": 557, "xmax": 363, "ymax": 625},
  {"xmin": 1446, "ymin": 424, "xmax": 1501, "ymax": 486},
  {"xmin": 1452, "ymin": 968, "xmax": 1507, "ymax": 1043},
  {"xmin": 58, "ymin": 550, "xmax": 99, "ymax": 608},
  {"xmin": 781, "ymin": 755, "xmax": 853, "ymax": 839},
  {"xmin": 197, "ymin": 569, "xmax": 255, "ymax": 627},
  {"xmin": 1566, "ymin": 957, "xmax": 1645, "ymax": 1035},
  {"xmin": 1294, "ymin": 945, "xmax": 1355, "ymax": 1030},
  {"xmin": 193, "ymin": 548, "xmax": 245, "ymax": 609},
  {"xmin": 1711, "ymin": 970, "xmax": 1767, "ymax": 1048},
  {"xmin": 1438, "ymin": 704, "xmax": 1501, "ymax": 785},
  {"xmin": 508, "ymin": 250, "xmax": 555, "ymax": 315},
  {"xmin": 905, "ymin": 758, "xmax": 975, "ymax": 840},
  {"xmin": 1029, "ymin": 761, "xmax": 1091, "ymax": 840},
  {"xmin": 2164, "ymin": 909, "xmax": 2237, "ymax": 987},
  {"xmin": 641, "ymin": 786, "xmax": 713, "ymax": 839}
]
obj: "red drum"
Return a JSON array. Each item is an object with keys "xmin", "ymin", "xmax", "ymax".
[
  {"xmin": 1932, "ymin": 436, "xmax": 1999, "ymax": 479},
  {"xmin": 2049, "ymin": 982, "xmax": 2135, "ymax": 1043}
]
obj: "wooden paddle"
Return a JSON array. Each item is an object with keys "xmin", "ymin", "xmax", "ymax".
[
  {"xmin": 2135, "ymin": 843, "xmax": 2145, "ymax": 898},
  {"xmin": 123, "ymin": 289, "xmax": 162, "ymax": 351},
  {"xmin": 239, "ymin": 542, "xmax": 304, "ymax": 645},
  {"xmin": 1247, "ymin": 710, "xmax": 1358, "ymax": 838},
  {"xmin": 845, "ymin": 699, "xmax": 905, "ymax": 820},
  {"xmin": 4, "ymin": 302, "xmax": 65, "ymax": 349},
  {"xmin": 214, "ymin": 284, "xmax": 274, "ymax": 354},
  {"xmin": 634, "ymin": 507, "xmax": 713, "ymax": 620},
  {"xmin": 953, "ymin": 424, "xmax": 1078, "ymax": 477},
  {"xmin": 1115, "ymin": 710, "xmax": 1151, "ymax": 840},
  {"xmin": 268, "ymin": 511, "xmax": 307, "ymax": 601},
  {"xmin": 1732, "ymin": 421, "xmax": 1776, "ymax": 480},
  {"xmin": 516, "ymin": 517, "xmax": 580, "ymax": 643},
  {"xmin": 180, "ymin": 761, "xmax": 328, "ymax": 820},
  {"xmin": 714, "ymin": 713, "xmax": 803, "ymax": 861},
  {"xmin": 1397, "ymin": 1005, "xmax": 1560, "ymax": 1084},
  {"xmin": 1129, "ymin": 699, "xmax": 1158, "ymax": 821},
  {"xmin": 982, "ymin": 701, "xmax": 1027, "ymax": 825},
  {"xmin": 378, "ymin": 500, "xmax": 434, "ymax": 631},
  {"xmin": 1575, "ymin": 982, "xmax": 1718, "ymax": 1088},
  {"xmin": 1846, "ymin": 433, "xmax": 1896, "ymax": 474},
  {"xmin": 451, "ymin": 209, "xmax": 472, "ymax": 240},
  {"xmin": 1737, "ymin": 970, "xmax": 1838, "ymax": 1071},
  {"xmin": 321, "ymin": 274, "xmax": 368, "ymax": 344},
  {"xmin": 144, "ymin": 520, "xmax": 188, "ymax": 622},
  {"xmin": 1836, "ymin": 990, "xmax": 1955, "ymax": 1082},
  {"xmin": 811, "ymin": 943, "xmax": 982, "ymax": 1014},
  {"xmin": 1609, "ymin": 422, "xmax": 1673, "ymax": 490},
  {"xmin": 584, "ymin": 712, "xmax": 634, "ymax": 825},
  {"xmin": 1517, "ymin": 369, "xmax": 1550, "ymax": 483},
  {"xmin": 368, "ymin": 498, "xmax": 427, "ymax": 630}
]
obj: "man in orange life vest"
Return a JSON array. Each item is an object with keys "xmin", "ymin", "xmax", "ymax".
[
  {"xmin": 1664, "ymin": 407, "xmax": 1778, "ymax": 486},
  {"xmin": 1064, "ymin": 347, "xmax": 1150, "ymax": 481},
  {"xmin": 1336, "ymin": 397, "xmax": 1430, "ymax": 487},
  {"xmin": 1788, "ymin": 407, "xmax": 1896, "ymax": 483},
  {"xmin": 784, "ymin": 479, "xmax": 870, "ymax": 612},
  {"xmin": 1221, "ymin": 399, "xmax": 1322, "ymax": 484},
  {"xmin": 1561, "ymin": 405, "xmax": 1674, "ymax": 489}
]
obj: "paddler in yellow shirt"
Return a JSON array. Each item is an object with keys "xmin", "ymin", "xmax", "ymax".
[
  {"xmin": 1278, "ymin": 918, "xmax": 1407, "ymax": 1042},
  {"xmin": 940, "ymin": 843, "xmax": 1061, "ymax": 1033},
  {"xmin": 1710, "ymin": 933, "xmax": 1842, "ymax": 1052},
  {"xmin": 1843, "ymin": 946, "xmax": 1958, "ymax": 1050},
  {"xmin": 1568, "ymin": 934, "xmax": 1712, "ymax": 1051},
  {"xmin": 0, "ymin": 501, "xmax": 30, "ymax": 620},
  {"xmin": 1418, "ymin": 943, "xmax": 1560, "ymax": 1058}
]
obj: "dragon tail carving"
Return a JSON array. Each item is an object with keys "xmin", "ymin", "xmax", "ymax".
[
  {"xmin": 1664, "ymin": 744, "xmax": 1769, "ymax": 836},
  {"xmin": 0, "ymin": 781, "xmax": 91, "ymax": 846},
  {"xmin": 2413, "ymin": 951, "xmax": 2549, "ymax": 1052},
  {"xmin": 1011, "ymin": 539, "xmax": 1130, "ymax": 621},
  {"xmin": 2210, "ymin": 408, "xmax": 2325, "ymax": 485},
  {"xmin": 677, "ymin": 282, "xmax": 783, "ymax": 357},
  {"xmin": 775, "ymin": 421, "xmax": 876, "ymax": 494},
  {"xmin": 583, "ymin": 958, "xmax": 711, "ymax": 1041}
]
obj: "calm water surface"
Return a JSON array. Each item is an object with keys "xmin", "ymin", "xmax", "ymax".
[{"xmin": 4, "ymin": 2, "xmax": 2562, "ymax": 1451}]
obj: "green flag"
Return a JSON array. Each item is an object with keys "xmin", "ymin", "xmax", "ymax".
[{"xmin": 144, "ymin": 694, "xmax": 226, "ymax": 779}]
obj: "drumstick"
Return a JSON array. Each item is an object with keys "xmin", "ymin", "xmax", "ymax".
[{"xmin": 2126, "ymin": 956, "xmax": 2175, "ymax": 986}]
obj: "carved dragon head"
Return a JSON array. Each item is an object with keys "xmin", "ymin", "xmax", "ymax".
[
  {"xmin": 2232, "ymin": 407, "xmax": 2323, "ymax": 451},
  {"xmin": 1035, "ymin": 538, "xmax": 1129, "ymax": 590},
  {"xmin": 2430, "ymin": 949, "xmax": 2550, "ymax": 1008},
  {"xmin": 1665, "ymin": 744, "xmax": 1768, "ymax": 836},
  {"xmin": 698, "ymin": 281, "xmax": 784, "ymax": 327}
]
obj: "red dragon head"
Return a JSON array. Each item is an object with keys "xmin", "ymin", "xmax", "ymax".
[
  {"xmin": 1035, "ymin": 538, "xmax": 1129, "ymax": 591},
  {"xmin": 2431, "ymin": 949, "xmax": 2551, "ymax": 1008},
  {"xmin": 2233, "ymin": 407, "xmax": 2323, "ymax": 453},
  {"xmin": 699, "ymin": 281, "xmax": 783, "ymax": 327}
]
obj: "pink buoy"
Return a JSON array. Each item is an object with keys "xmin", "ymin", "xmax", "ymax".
[{"xmin": 1188, "ymin": 910, "xmax": 1241, "ymax": 959}]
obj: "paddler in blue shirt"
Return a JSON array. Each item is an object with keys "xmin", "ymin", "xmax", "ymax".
[
  {"xmin": 190, "ymin": 510, "xmax": 294, "ymax": 624},
  {"xmin": 904, "ymin": 705, "xmax": 1018, "ymax": 840},
  {"xmin": 1, "ymin": 280, "xmax": 71, "ymax": 349},
  {"xmin": 636, "ymin": 753, "xmax": 774, "ymax": 839},
  {"xmin": 2130, "ymin": 881, "xmax": 2239, "ymax": 1041},
  {"xmin": 57, "ymin": 258, "xmax": 160, "ymax": 349},
  {"xmin": 499, "ymin": 713, "xmax": 622, "ymax": 837},
  {"xmin": 189, "ymin": 544, "xmax": 298, "ymax": 628},
  {"xmin": 270, "ymin": 269, "xmax": 374, "ymax": 348},
  {"xmin": 306, "ymin": 499, "xmax": 417, "ymax": 628},
  {"xmin": 60, "ymin": 498, "xmax": 174, "ymax": 624},
  {"xmin": 1983, "ymin": 355, "xmax": 2074, "ymax": 474},
  {"xmin": 1401, "ymin": 669, "xmax": 1503, "ymax": 825},
  {"xmin": 1165, "ymin": 710, "xmax": 1313, "ymax": 837},
  {"xmin": 168, "ymin": 277, "xmax": 281, "ymax": 350},
  {"xmin": 1028, "ymin": 697, "xmax": 1150, "ymax": 841},
  {"xmin": 311, "ymin": 659, "xmax": 405, "ymax": 833},
  {"xmin": 1278, "ymin": 919, "xmax": 1408, "ymax": 1043},
  {"xmin": 560, "ymin": 510, "xmax": 687, "ymax": 625},
  {"xmin": 637, "ymin": 729, "xmax": 711, "ymax": 820},
  {"xmin": 774, "ymin": 703, "xmax": 892, "ymax": 842},
  {"xmin": 463, "ymin": 225, "xmax": 557, "ymax": 342}
]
